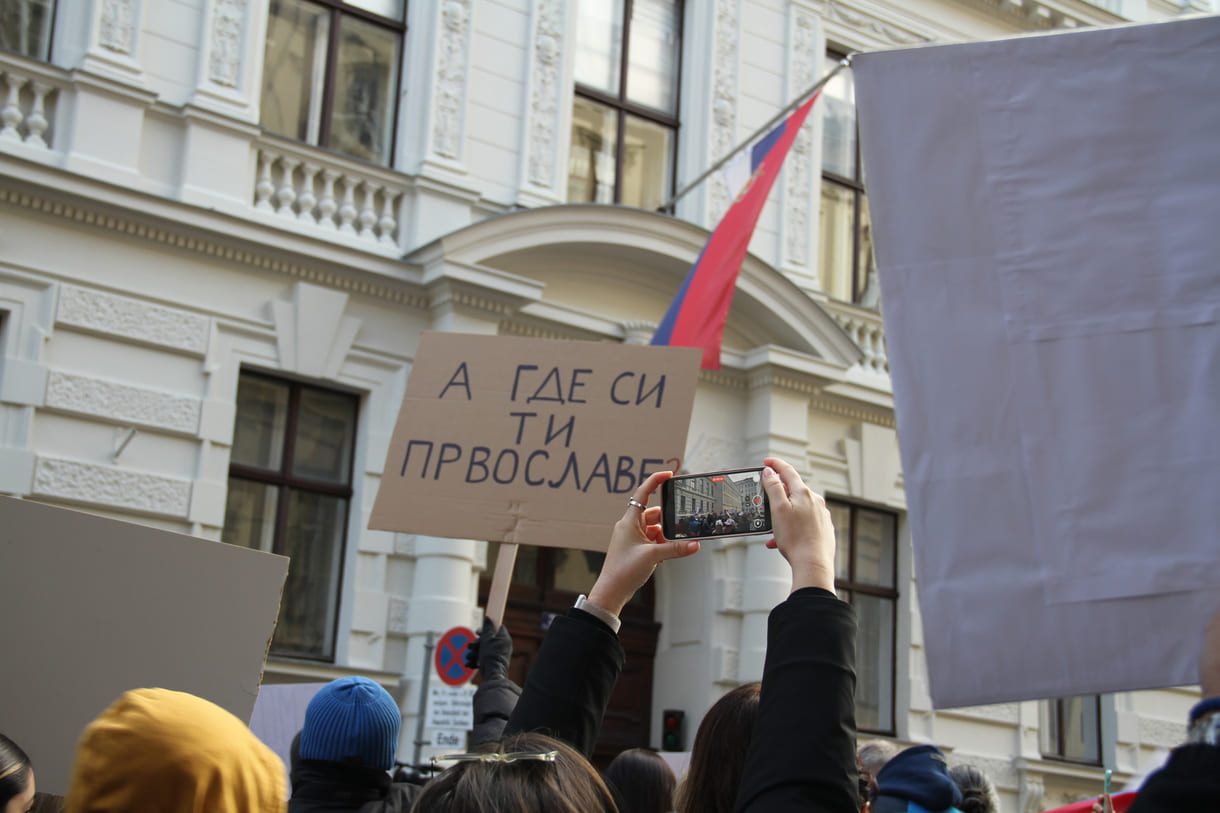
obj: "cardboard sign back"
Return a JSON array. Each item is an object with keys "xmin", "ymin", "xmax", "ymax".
[
  {"xmin": 0, "ymin": 497, "xmax": 289, "ymax": 793},
  {"xmin": 370, "ymin": 333, "xmax": 700, "ymax": 551}
]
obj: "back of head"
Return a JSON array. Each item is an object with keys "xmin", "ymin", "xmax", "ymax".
[
  {"xmin": 410, "ymin": 732, "xmax": 617, "ymax": 813},
  {"xmin": 948, "ymin": 764, "xmax": 999, "ymax": 813},
  {"xmin": 1, "ymin": 732, "xmax": 33, "ymax": 807},
  {"xmin": 873, "ymin": 745, "xmax": 963, "ymax": 813},
  {"xmin": 674, "ymin": 682, "xmax": 761, "ymax": 813},
  {"xmin": 858, "ymin": 739, "xmax": 901, "ymax": 803},
  {"xmin": 603, "ymin": 748, "xmax": 675, "ymax": 813},
  {"xmin": 64, "ymin": 688, "xmax": 286, "ymax": 813},
  {"xmin": 299, "ymin": 676, "xmax": 402, "ymax": 772}
]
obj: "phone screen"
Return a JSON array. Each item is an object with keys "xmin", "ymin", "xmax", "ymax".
[{"xmin": 661, "ymin": 467, "xmax": 772, "ymax": 540}]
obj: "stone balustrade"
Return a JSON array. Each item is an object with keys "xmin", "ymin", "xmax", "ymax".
[
  {"xmin": 253, "ymin": 139, "xmax": 406, "ymax": 249},
  {"xmin": 822, "ymin": 299, "xmax": 889, "ymax": 377},
  {"xmin": 0, "ymin": 56, "xmax": 63, "ymax": 153}
]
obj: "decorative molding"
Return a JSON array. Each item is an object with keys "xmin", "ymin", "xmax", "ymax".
[
  {"xmin": 1137, "ymin": 716, "xmax": 1186, "ymax": 749},
  {"xmin": 696, "ymin": 369, "xmax": 748, "ymax": 390},
  {"xmin": 0, "ymin": 188, "xmax": 430, "ymax": 309},
  {"xmin": 824, "ymin": 0, "xmax": 930, "ymax": 44},
  {"xmin": 784, "ymin": 6, "xmax": 819, "ymax": 268},
  {"xmin": 43, "ymin": 371, "xmax": 201, "ymax": 434},
  {"xmin": 1019, "ymin": 773, "xmax": 1045, "ymax": 813},
  {"xmin": 708, "ymin": 0, "xmax": 740, "ymax": 223},
  {"xmin": 807, "ymin": 395, "xmax": 895, "ymax": 427},
  {"xmin": 99, "ymin": 0, "xmax": 137, "ymax": 54},
  {"xmin": 432, "ymin": 0, "xmax": 473, "ymax": 160},
  {"xmin": 953, "ymin": 756, "xmax": 1018, "ymax": 789},
  {"xmin": 717, "ymin": 576, "xmax": 743, "ymax": 613},
  {"xmin": 207, "ymin": 0, "xmax": 247, "ymax": 88},
  {"xmin": 56, "ymin": 285, "xmax": 211, "ymax": 356},
  {"xmin": 387, "ymin": 597, "xmax": 409, "ymax": 636},
  {"xmin": 498, "ymin": 320, "xmax": 582, "ymax": 342},
  {"xmin": 525, "ymin": 0, "xmax": 564, "ymax": 189},
  {"xmin": 271, "ymin": 282, "xmax": 362, "ymax": 379},
  {"xmin": 747, "ymin": 372, "xmax": 822, "ymax": 396},
  {"xmin": 431, "ymin": 288, "xmax": 514, "ymax": 317},
  {"xmin": 33, "ymin": 456, "xmax": 192, "ymax": 517},
  {"xmin": 714, "ymin": 645, "xmax": 740, "ymax": 684}
]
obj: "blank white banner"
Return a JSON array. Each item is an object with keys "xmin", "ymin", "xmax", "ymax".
[{"xmin": 853, "ymin": 16, "xmax": 1220, "ymax": 708}]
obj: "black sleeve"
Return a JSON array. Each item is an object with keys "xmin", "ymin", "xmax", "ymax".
[
  {"xmin": 733, "ymin": 587, "xmax": 860, "ymax": 813},
  {"xmin": 469, "ymin": 677, "xmax": 522, "ymax": 747},
  {"xmin": 1128, "ymin": 744, "xmax": 1220, "ymax": 812},
  {"xmin": 503, "ymin": 609, "xmax": 625, "ymax": 758}
]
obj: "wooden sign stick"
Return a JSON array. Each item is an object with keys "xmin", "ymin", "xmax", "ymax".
[{"xmin": 485, "ymin": 543, "xmax": 518, "ymax": 630}]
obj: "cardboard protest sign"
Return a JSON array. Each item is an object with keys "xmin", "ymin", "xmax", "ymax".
[
  {"xmin": 370, "ymin": 333, "xmax": 700, "ymax": 551},
  {"xmin": 0, "ymin": 497, "xmax": 288, "ymax": 793},
  {"xmin": 852, "ymin": 16, "xmax": 1220, "ymax": 707}
]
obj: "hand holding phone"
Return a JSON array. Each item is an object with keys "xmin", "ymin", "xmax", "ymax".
[{"xmin": 661, "ymin": 467, "xmax": 773, "ymax": 540}]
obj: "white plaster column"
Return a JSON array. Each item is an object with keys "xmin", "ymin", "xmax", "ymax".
[
  {"xmin": 779, "ymin": 1, "xmax": 823, "ymax": 285},
  {"xmin": 79, "ymin": 0, "xmax": 147, "ymax": 84},
  {"xmin": 400, "ymin": 0, "xmax": 475, "ymax": 181},
  {"xmin": 191, "ymin": 0, "xmax": 268, "ymax": 122},
  {"xmin": 515, "ymin": 0, "xmax": 574, "ymax": 208}
]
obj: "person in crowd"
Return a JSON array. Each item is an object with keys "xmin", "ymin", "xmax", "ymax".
[
  {"xmin": 449, "ymin": 458, "xmax": 856, "ymax": 813},
  {"xmin": 603, "ymin": 748, "xmax": 675, "ymax": 813},
  {"xmin": 1127, "ymin": 601, "xmax": 1220, "ymax": 812},
  {"xmin": 464, "ymin": 618, "xmax": 522, "ymax": 750},
  {"xmin": 871, "ymin": 744, "xmax": 963, "ymax": 813},
  {"xmin": 948, "ymin": 764, "xmax": 999, "ymax": 813},
  {"xmin": 63, "ymin": 688, "xmax": 286, "ymax": 813},
  {"xmin": 672, "ymin": 683, "xmax": 760, "ymax": 813},
  {"xmin": 857, "ymin": 739, "xmax": 900, "ymax": 811},
  {"xmin": 1, "ymin": 733, "xmax": 35, "ymax": 813},
  {"xmin": 288, "ymin": 676, "xmax": 416, "ymax": 812}
]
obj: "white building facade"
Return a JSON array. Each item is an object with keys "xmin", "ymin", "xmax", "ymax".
[{"xmin": 0, "ymin": 0, "xmax": 1211, "ymax": 809}]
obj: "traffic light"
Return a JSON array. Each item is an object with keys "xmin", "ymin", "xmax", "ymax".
[{"xmin": 661, "ymin": 709, "xmax": 685, "ymax": 751}]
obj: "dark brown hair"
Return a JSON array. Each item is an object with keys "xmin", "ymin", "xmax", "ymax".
[
  {"xmin": 673, "ymin": 682, "xmax": 761, "ymax": 813},
  {"xmin": 0, "ymin": 732, "xmax": 33, "ymax": 808},
  {"xmin": 603, "ymin": 748, "xmax": 675, "ymax": 813},
  {"xmin": 410, "ymin": 732, "xmax": 618, "ymax": 813}
]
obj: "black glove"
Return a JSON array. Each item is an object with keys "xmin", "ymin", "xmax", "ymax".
[{"xmin": 464, "ymin": 616, "xmax": 513, "ymax": 682}]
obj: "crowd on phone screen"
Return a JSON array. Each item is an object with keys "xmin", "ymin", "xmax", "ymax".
[{"xmin": 3, "ymin": 458, "xmax": 1218, "ymax": 813}]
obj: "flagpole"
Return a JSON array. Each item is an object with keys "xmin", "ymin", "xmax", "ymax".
[{"xmin": 657, "ymin": 55, "xmax": 853, "ymax": 215}]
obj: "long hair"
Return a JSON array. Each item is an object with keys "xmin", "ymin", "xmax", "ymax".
[
  {"xmin": 673, "ymin": 682, "xmax": 761, "ymax": 813},
  {"xmin": 411, "ymin": 732, "xmax": 618, "ymax": 813},
  {"xmin": 603, "ymin": 748, "xmax": 675, "ymax": 813},
  {"xmin": 0, "ymin": 733, "xmax": 33, "ymax": 807}
]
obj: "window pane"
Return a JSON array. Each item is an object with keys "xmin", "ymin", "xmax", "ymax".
[
  {"xmin": 328, "ymin": 13, "xmax": 400, "ymax": 164},
  {"xmin": 574, "ymin": 0, "xmax": 624, "ymax": 95},
  {"xmin": 854, "ymin": 594, "xmax": 894, "ymax": 731},
  {"xmin": 274, "ymin": 489, "xmax": 347, "ymax": 657},
  {"xmin": 261, "ymin": 0, "xmax": 330, "ymax": 145},
  {"xmin": 512, "ymin": 544, "xmax": 540, "ymax": 588},
  {"xmin": 620, "ymin": 113, "xmax": 673, "ymax": 209},
  {"xmin": 292, "ymin": 387, "xmax": 358, "ymax": 484},
  {"xmin": 232, "ymin": 375, "xmax": 290, "ymax": 470},
  {"xmin": 822, "ymin": 55, "xmax": 857, "ymax": 179},
  {"xmin": 828, "ymin": 502, "xmax": 851, "ymax": 580},
  {"xmin": 819, "ymin": 181, "xmax": 856, "ymax": 302},
  {"xmin": 855, "ymin": 508, "xmax": 895, "ymax": 586},
  {"xmin": 553, "ymin": 549, "xmax": 605, "ymax": 594},
  {"xmin": 343, "ymin": 0, "xmax": 403, "ymax": 19},
  {"xmin": 626, "ymin": 0, "xmax": 680, "ymax": 113},
  {"xmin": 1062, "ymin": 696, "xmax": 1101, "ymax": 761},
  {"xmin": 568, "ymin": 96, "xmax": 619, "ymax": 203},
  {"xmin": 223, "ymin": 479, "xmax": 280, "ymax": 553},
  {"xmin": 857, "ymin": 194, "xmax": 876, "ymax": 305},
  {"xmin": 0, "ymin": 0, "xmax": 54, "ymax": 60}
]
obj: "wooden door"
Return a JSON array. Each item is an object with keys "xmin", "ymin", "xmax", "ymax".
[{"xmin": 478, "ymin": 543, "xmax": 659, "ymax": 769}]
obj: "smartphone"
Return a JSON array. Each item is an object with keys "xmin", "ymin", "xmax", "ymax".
[{"xmin": 661, "ymin": 467, "xmax": 772, "ymax": 540}]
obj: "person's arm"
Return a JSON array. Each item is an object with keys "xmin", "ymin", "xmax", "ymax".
[
  {"xmin": 734, "ymin": 458, "xmax": 859, "ymax": 813},
  {"xmin": 505, "ymin": 470, "xmax": 700, "ymax": 757},
  {"xmin": 466, "ymin": 617, "xmax": 523, "ymax": 748}
]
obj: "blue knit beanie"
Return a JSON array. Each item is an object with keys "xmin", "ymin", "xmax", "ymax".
[{"xmin": 299, "ymin": 676, "xmax": 401, "ymax": 771}]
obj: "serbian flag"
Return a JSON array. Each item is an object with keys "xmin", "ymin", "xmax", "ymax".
[
  {"xmin": 652, "ymin": 90, "xmax": 822, "ymax": 369},
  {"xmin": 1039, "ymin": 791, "xmax": 1137, "ymax": 813}
]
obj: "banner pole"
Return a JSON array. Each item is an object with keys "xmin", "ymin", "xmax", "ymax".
[
  {"xmin": 657, "ymin": 57, "xmax": 852, "ymax": 215},
  {"xmin": 485, "ymin": 543, "xmax": 518, "ymax": 630},
  {"xmin": 411, "ymin": 630, "xmax": 435, "ymax": 768}
]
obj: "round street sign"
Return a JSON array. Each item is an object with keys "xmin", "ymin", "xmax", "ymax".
[{"xmin": 434, "ymin": 625, "xmax": 477, "ymax": 687}]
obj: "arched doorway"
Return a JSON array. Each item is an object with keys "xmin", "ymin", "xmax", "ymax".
[{"xmin": 479, "ymin": 542, "xmax": 659, "ymax": 768}]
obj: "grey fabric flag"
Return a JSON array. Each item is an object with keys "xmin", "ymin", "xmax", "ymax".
[{"xmin": 853, "ymin": 16, "xmax": 1220, "ymax": 708}]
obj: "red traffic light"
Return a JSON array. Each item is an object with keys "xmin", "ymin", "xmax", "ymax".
[{"xmin": 661, "ymin": 709, "xmax": 685, "ymax": 751}]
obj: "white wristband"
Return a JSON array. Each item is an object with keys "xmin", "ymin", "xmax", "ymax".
[{"xmin": 574, "ymin": 594, "xmax": 622, "ymax": 634}]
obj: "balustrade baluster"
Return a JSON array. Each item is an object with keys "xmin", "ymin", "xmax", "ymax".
[
  {"xmin": 378, "ymin": 191, "xmax": 400, "ymax": 245},
  {"xmin": 1, "ymin": 74, "xmax": 27, "ymax": 141},
  {"xmin": 358, "ymin": 182, "xmax": 380, "ymax": 239},
  {"xmin": 872, "ymin": 329, "xmax": 888, "ymax": 373},
  {"xmin": 24, "ymin": 82, "xmax": 50, "ymax": 148},
  {"xmin": 275, "ymin": 157, "xmax": 300, "ymax": 216},
  {"xmin": 254, "ymin": 152, "xmax": 276, "ymax": 210},
  {"xmin": 337, "ymin": 176, "xmax": 358, "ymax": 234},
  {"xmin": 318, "ymin": 170, "xmax": 339, "ymax": 228},
  {"xmin": 297, "ymin": 163, "xmax": 319, "ymax": 224}
]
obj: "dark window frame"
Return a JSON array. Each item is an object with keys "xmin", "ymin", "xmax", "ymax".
[
  {"xmin": 822, "ymin": 47, "xmax": 869, "ymax": 304},
  {"xmin": 571, "ymin": 0, "xmax": 684, "ymax": 206},
  {"xmin": 1042, "ymin": 695, "xmax": 1104, "ymax": 765},
  {"xmin": 827, "ymin": 496, "xmax": 899, "ymax": 736},
  {"xmin": 263, "ymin": 0, "xmax": 406, "ymax": 165},
  {"xmin": 227, "ymin": 369, "xmax": 360, "ymax": 662}
]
